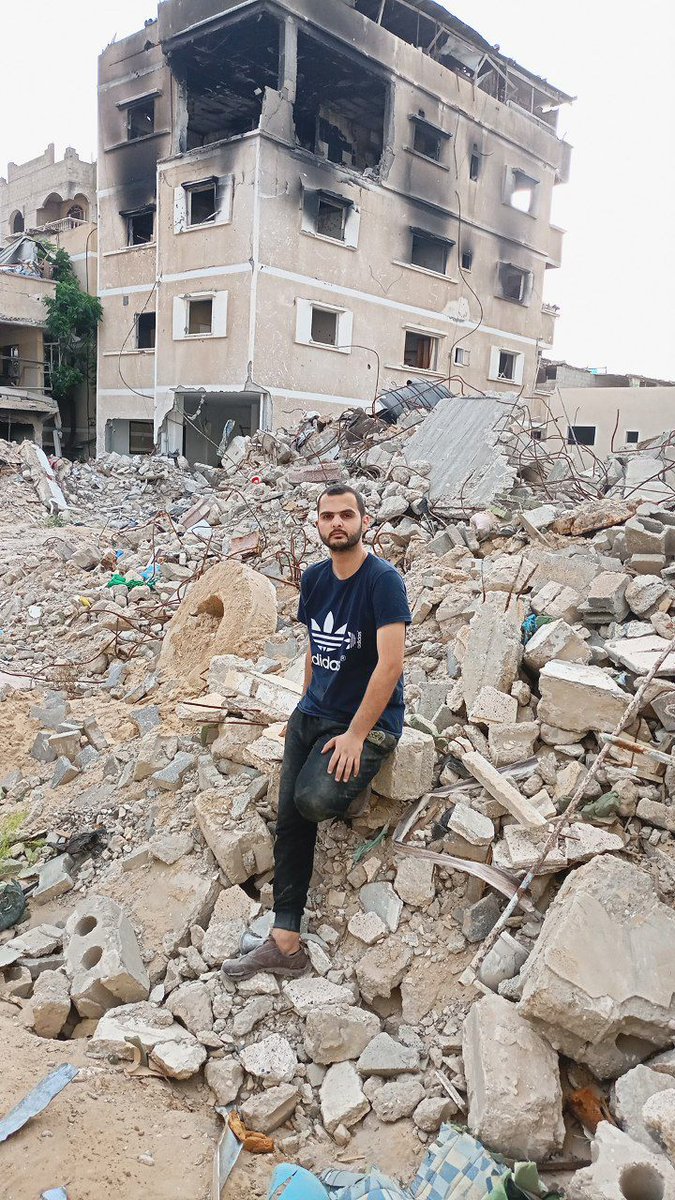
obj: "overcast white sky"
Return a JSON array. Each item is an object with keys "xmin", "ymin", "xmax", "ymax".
[{"xmin": 1, "ymin": 1, "xmax": 673, "ymax": 379}]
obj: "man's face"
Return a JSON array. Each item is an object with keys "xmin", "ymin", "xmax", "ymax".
[{"xmin": 317, "ymin": 493, "xmax": 369, "ymax": 552}]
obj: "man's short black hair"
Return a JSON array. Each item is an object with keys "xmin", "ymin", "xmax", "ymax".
[{"xmin": 317, "ymin": 484, "xmax": 366, "ymax": 517}]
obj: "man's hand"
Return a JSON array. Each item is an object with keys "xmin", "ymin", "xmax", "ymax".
[{"xmin": 322, "ymin": 730, "xmax": 364, "ymax": 783}]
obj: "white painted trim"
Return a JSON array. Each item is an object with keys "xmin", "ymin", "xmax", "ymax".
[
  {"xmin": 161, "ymin": 263, "xmax": 251, "ymax": 284},
  {"xmin": 248, "ymin": 138, "xmax": 262, "ymax": 369},
  {"xmin": 268, "ymin": 387, "xmax": 365, "ymax": 406},
  {"xmin": 98, "ymin": 388, "xmax": 155, "ymax": 398},
  {"xmin": 98, "ymin": 64, "xmax": 162, "ymax": 94},
  {"xmin": 261, "ymin": 265, "xmax": 541, "ymax": 346},
  {"xmin": 100, "ymin": 282, "xmax": 156, "ymax": 297}
]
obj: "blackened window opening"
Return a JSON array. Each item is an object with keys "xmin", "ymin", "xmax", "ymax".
[
  {"xmin": 137, "ymin": 312, "xmax": 156, "ymax": 349},
  {"xmin": 126, "ymin": 209, "xmax": 154, "ymax": 246},
  {"xmin": 294, "ymin": 32, "xmax": 388, "ymax": 174},
  {"xmin": 127, "ymin": 99, "xmax": 155, "ymax": 141},
  {"xmin": 169, "ymin": 12, "xmax": 281, "ymax": 150},
  {"xmin": 188, "ymin": 183, "xmax": 217, "ymax": 225},
  {"xmin": 317, "ymin": 199, "xmax": 346, "ymax": 240}
]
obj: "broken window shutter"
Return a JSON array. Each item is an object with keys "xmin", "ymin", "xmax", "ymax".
[
  {"xmin": 344, "ymin": 206, "xmax": 361, "ymax": 249},
  {"xmin": 173, "ymin": 296, "xmax": 187, "ymax": 340},
  {"xmin": 212, "ymin": 291, "xmax": 229, "ymax": 337},
  {"xmin": 339, "ymin": 310, "xmax": 354, "ymax": 351},
  {"xmin": 216, "ymin": 175, "xmax": 234, "ymax": 223},
  {"xmin": 174, "ymin": 188, "xmax": 187, "ymax": 233}
]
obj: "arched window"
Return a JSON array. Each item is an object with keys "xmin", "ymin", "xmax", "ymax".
[
  {"xmin": 67, "ymin": 204, "xmax": 84, "ymax": 222},
  {"xmin": 11, "ymin": 211, "xmax": 24, "ymax": 234}
]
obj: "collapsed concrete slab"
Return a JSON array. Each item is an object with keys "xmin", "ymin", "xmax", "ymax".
[
  {"xmin": 158, "ymin": 561, "xmax": 277, "ymax": 686},
  {"xmin": 538, "ymin": 660, "xmax": 631, "ymax": 735},
  {"xmin": 519, "ymin": 857, "xmax": 675, "ymax": 1078},
  {"xmin": 461, "ymin": 604, "xmax": 522, "ymax": 713},
  {"xmin": 195, "ymin": 790, "xmax": 274, "ymax": 883},
  {"xmin": 566, "ymin": 1121, "xmax": 675, "ymax": 1200},
  {"xmin": 64, "ymin": 894, "xmax": 150, "ymax": 1017},
  {"xmin": 523, "ymin": 618, "xmax": 592, "ymax": 671},
  {"xmin": 463, "ymin": 993, "xmax": 564, "ymax": 1161}
]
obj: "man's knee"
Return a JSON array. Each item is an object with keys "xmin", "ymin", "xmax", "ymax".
[{"xmin": 294, "ymin": 776, "xmax": 340, "ymax": 823}]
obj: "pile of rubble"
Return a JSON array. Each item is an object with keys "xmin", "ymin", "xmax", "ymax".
[{"xmin": 3, "ymin": 398, "xmax": 675, "ymax": 1195}]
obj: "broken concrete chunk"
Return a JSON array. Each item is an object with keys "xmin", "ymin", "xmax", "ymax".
[
  {"xmin": 605, "ymin": 634, "xmax": 675, "ymax": 677},
  {"xmin": 205, "ymin": 1057, "xmax": 243, "ymax": 1105},
  {"xmin": 468, "ymin": 686, "xmax": 518, "ymax": 728},
  {"xmin": 33, "ymin": 854, "xmax": 75, "ymax": 904},
  {"xmin": 64, "ymin": 894, "xmax": 150, "ymax": 1018},
  {"xmin": 393, "ymin": 857, "xmax": 435, "ymax": 908},
  {"xmin": 148, "ymin": 831, "xmax": 193, "ymax": 864},
  {"xmin": 566, "ymin": 1122, "xmax": 675, "ymax": 1200},
  {"xmin": 447, "ymin": 803, "xmax": 494, "ymax": 847},
  {"xmin": 166, "ymin": 980, "xmax": 213, "ymax": 1035},
  {"xmin": 461, "ymin": 750, "xmax": 547, "ymax": 828},
  {"xmin": 463, "ymin": 993, "xmax": 565, "ymax": 1161},
  {"xmin": 282, "ymin": 977, "xmax": 354, "ymax": 1017},
  {"xmin": 195, "ymin": 791, "xmax": 274, "ymax": 883},
  {"xmin": 372, "ymin": 727, "xmax": 435, "ymax": 800},
  {"xmin": 642, "ymin": 1088, "xmax": 675, "ymax": 1162},
  {"xmin": 359, "ymin": 882, "xmax": 403, "ymax": 932},
  {"xmin": 240, "ymin": 1084, "xmax": 299, "ymax": 1134},
  {"xmin": 523, "ymin": 618, "xmax": 592, "ymax": 671},
  {"xmin": 304, "ymin": 1005, "xmax": 380, "ymax": 1065},
  {"xmin": 30, "ymin": 969, "xmax": 71, "ymax": 1039},
  {"xmin": 625, "ymin": 574, "xmax": 669, "ymax": 616},
  {"xmin": 150, "ymin": 1037, "xmax": 207, "ymax": 1080},
  {"xmin": 356, "ymin": 1032, "xmax": 419, "ymax": 1077},
  {"xmin": 347, "ymin": 911, "xmax": 388, "ymax": 945},
  {"xmin": 368, "ymin": 1077, "xmax": 425, "ymax": 1123},
  {"xmin": 240, "ymin": 1034, "xmax": 297, "ymax": 1084},
  {"xmin": 519, "ymin": 857, "xmax": 675, "ymax": 1078},
  {"xmin": 413, "ymin": 1096, "xmax": 458, "ymax": 1133},
  {"xmin": 355, "ymin": 937, "xmax": 413, "ymax": 1004},
  {"xmin": 531, "ymin": 580, "xmax": 581, "ymax": 623},
  {"xmin": 152, "ymin": 751, "xmax": 195, "ymax": 791},
  {"xmin": 488, "ymin": 721, "xmax": 540, "ymax": 767},
  {"xmin": 89, "ymin": 1001, "xmax": 193, "ymax": 1060},
  {"xmin": 320, "ymin": 1061, "xmax": 370, "ymax": 1133},
  {"xmin": 461, "ymin": 605, "xmax": 523, "ymax": 713},
  {"xmin": 538, "ymin": 660, "xmax": 630, "ymax": 735},
  {"xmin": 586, "ymin": 572, "xmax": 630, "ymax": 620},
  {"xmin": 611, "ymin": 1064, "xmax": 675, "ymax": 1154}
]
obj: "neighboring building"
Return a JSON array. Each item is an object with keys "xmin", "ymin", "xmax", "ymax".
[
  {"xmin": 531, "ymin": 385, "xmax": 675, "ymax": 460},
  {"xmin": 0, "ymin": 237, "xmax": 61, "ymax": 449},
  {"xmin": 96, "ymin": 0, "xmax": 572, "ymax": 462},
  {"xmin": 538, "ymin": 358, "xmax": 675, "ymax": 392},
  {"xmin": 0, "ymin": 147, "xmax": 99, "ymax": 454},
  {"xmin": 0, "ymin": 144, "xmax": 96, "ymax": 237}
]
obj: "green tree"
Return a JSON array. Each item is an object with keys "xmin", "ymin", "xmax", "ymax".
[{"xmin": 42, "ymin": 248, "xmax": 102, "ymax": 407}]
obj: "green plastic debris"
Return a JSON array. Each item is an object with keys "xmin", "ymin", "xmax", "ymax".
[
  {"xmin": 353, "ymin": 826, "xmax": 389, "ymax": 865},
  {"xmin": 106, "ymin": 573, "xmax": 155, "ymax": 591},
  {"xmin": 0, "ymin": 881, "xmax": 26, "ymax": 932}
]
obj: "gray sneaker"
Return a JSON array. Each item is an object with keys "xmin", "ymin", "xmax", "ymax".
[{"xmin": 220, "ymin": 935, "xmax": 310, "ymax": 981}]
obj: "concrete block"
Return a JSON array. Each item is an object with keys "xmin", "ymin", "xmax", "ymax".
[
  {"xmin": 630, "ymin": 553, "xmax": 667, "ymax": 574},
  {"xmin": 462, "ymin": 893, "xmax": 503, "ymax": 943},
  {"xmin": 32, "ymin": 854, "xmax": 75, "ymax": 904},
  {"xmin": 133, "ymin": 733, "xmax": 176, "ymax": 782},
  {"xmin": 152, "ymin": 751, "xmax": 195, "ymax": 791},
  {"xmin": 538, "ymin": 660, "xmax": 630, "ymax": 735},
  {"xmin": 461, "ymin": 751, "xmax": 547, "ymax": 827},
  {"xmin": 240, "ymin": 1084, "xmax": 299, "ymax": 1134},
  {"xmin": 461, "ymin": 605, "xmax": 523, "ymax": 712},
  {"xmin": 448, "ymin": 803, "xmax": 494, "ymax": 846},
  {"xmin": 356, "ymin": 1032, "xmax": 419, "ymax": 1076},
  {"xmin": 150, "ymin": 1038, "xmax": 207, "ymax": 1079},
  {"xmin": 166, "ymin": 980, "xmax": 213, "ymax": 1035},
  {"xmin": 531, "ymin": 581, "xmax": 581, "ymax": 623},
  {"xmin": 1, "ymin": 965, "xmax": 33, "ymax": 998},
  {"xmin": 205, "ymin": 1057, "xmax": 243, "ymax": 1105},
  {"xmin": 282, "ymin": 977, "xmax": 354, "ymax": 1017},
  {"xmin": 64, "ymin": 894, "xmax": 150, "ymax": 1017},
  {"xmin": 372, "ymin": 727, "xmax": 435, "ymax": 800},
  {"xmin": 31, "ymin": 731, "xmax": 57, "ymax": 763},
  {"xmin": 488, "ymin": 721, "xmax": 540, "ymax": 767},
  {"xmin": 30, "ymin": 969, "xmax": 71, "ymax": 1039},
  {"xmin": 643, "ymin": 1088, "xmax": 675, "ymax": 1162},
  {"xmin": 355, "ymin": 937, "xmax": 413, "ymax": 1004},
  {"xmin": 519, "ymin": 856, "xmax": 675, "ymax": 1078},
  {"xmin": 368, "ymin": 1078, "xmax": 424, "ymax": 1122},
  {"xmin": 478, "ymin": 932, "xmax": 529, "ymax": 991},
  {"xmin": 611, "ymin": 1064, "xmax": 674, "ymax": 1153},
  {"xmin": 48, "ymin": 731, "xmax": 81, "ymax": 761},
  {"xmin": 50, "ymin": 757, "xmax": 80, "ymax": 788},
  {"xmin": 195, "ymin": 792, "xmax": 274, "ymax": 883},
  {"xmin": 347, "ymin": 911, "xmax": 388, "ymax": 944},
  {"xmin": 626, "ymin": 574, "xmax": 669, "ymax": 616},
  {"xmin": 468, "ymin": 686, "xmax": 518, "ymax": 727},
  {"xmin": 587, "ymin": 572, "xmax": 629, "ymax": 619},
  {"xmin": 393, "ymin": 857, "xmax": 435, "ymax": 908},
  {"xmin": 320, "ymin": 1062, "xmax": 370, "ymax": 1133},
  {"xmin": 240, "ymin": 1034, "xmax": 297, "ymax": 1084},
  {"xmin": 464, "ymin": 993, "xmax": 565, "ymax": 1161},
  {"xmin": 566, "ymin": 1122, "xmax": 675, "ymax": 1200},
  {"xmin": 148, "ymin": 831, "xmax": 193, "ymax": 864},
  {"xmin": 359, "ymin": 882, "xmax": 402, "ymax": 932},
  {"xmin": 89, "ymin": 1002, "xmax": 204, "ymax": 1066},
  {"xmin": 524, "ymin": 618, "xmax": 592, "ymax": 671},
  {"xmin": 304, "ymin": 1005, "xmax": 380, "ymax": 1065}
]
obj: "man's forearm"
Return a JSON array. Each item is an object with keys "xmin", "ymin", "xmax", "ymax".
[
  {"xmin": 302, "ymin": 647, "xmax": 313, "ymax": 697},
  {"xmin": 348, "ymin": 662, "xmax": 402, "ymax": 740}
]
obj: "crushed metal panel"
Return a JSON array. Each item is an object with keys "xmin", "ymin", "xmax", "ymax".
[{"xmin": 404, "ymin": 392, "xmax": 518, "ymax": 509}]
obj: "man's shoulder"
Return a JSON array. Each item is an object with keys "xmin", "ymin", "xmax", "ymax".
[
  {"xmin": 366, "ymin": 555, "xmax": 406, "ymax": 587},
  {"xmin": 302, "ymin": 560, "xmax": 330, "ymax": 585}
]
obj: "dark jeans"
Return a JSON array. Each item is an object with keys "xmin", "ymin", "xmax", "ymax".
[{"xmin": 272, "ymin": 707, "xmax": 398, "ymax": 934}]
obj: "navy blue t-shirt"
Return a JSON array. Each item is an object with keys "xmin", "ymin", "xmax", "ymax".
[{"xmin": 297, "ymin": 554, "xmax": 412, "ymax": 737}]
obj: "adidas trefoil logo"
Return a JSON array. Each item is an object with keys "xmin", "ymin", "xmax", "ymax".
[{"xmin": 311, "ymin": 611, "xmax": 348, "ymax": 653}]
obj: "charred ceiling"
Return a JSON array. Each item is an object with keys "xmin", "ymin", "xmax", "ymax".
[
  {"xmin": 294, "ymin": 32, "xmax": 389, "ymax": 174},
  {"xmin": 168, "ymin": 11, "xmax": 281, "ymax": 149}
]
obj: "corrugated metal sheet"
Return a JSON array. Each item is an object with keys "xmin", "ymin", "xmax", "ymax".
[{"xmin": 404, "ymin": 393, "xmax": 518, "ymax": 509}]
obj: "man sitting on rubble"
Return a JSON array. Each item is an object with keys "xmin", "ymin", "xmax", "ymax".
[{"xmin": 222, "ymin": 484, "xmax": 411, "ymax": 979}]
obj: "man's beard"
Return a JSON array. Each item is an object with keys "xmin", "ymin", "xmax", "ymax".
[{"xmin": 320, "ymin": 524, "xmax": 363, "ymax": 553}]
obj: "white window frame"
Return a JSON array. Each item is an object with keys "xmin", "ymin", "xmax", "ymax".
[
  {"xmin": 301, "ymin": 190, "xmax": 360, "ymax": 248},
  {"xmin": 503, "ymin": 167, "xmax": 539, "ymax": 216},
  {"xmin": 295, "ymin": 299, "xmax": 353, "ymax": 353},
  {"xmin": 497, "ymin": 261, "xmax": 534, "ymax": 305},
  {"xmin": 454, "ymin": 346, "xmax": 470, "ymax": 366},
  {"xmin": 403, "ymin": 328, "xmax": 442, "ymax": 372},
  {"xmin": 172, "ymin": 291, "xmax": 229, "ymax": 340},
  {"xmin": 488, "ymin": 345, "xmax": 525, "ymax": 385},
  {"xmin": 174, "ymin": 175, "xmax": 234, "ymax": 233}
]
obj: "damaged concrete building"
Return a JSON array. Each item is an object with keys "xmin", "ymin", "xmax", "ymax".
[
  {"xmin": 0, "ymin": 144, "xmax": 96, "ymax": 238},
  {"xmin": 96, "ymin": 0, "xmax": 572, "ymax": 462}
]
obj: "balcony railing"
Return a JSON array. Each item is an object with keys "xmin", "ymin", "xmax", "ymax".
[{"xmin": 0, "ymin": 357, "xmax": 50, "ymax": 393}]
